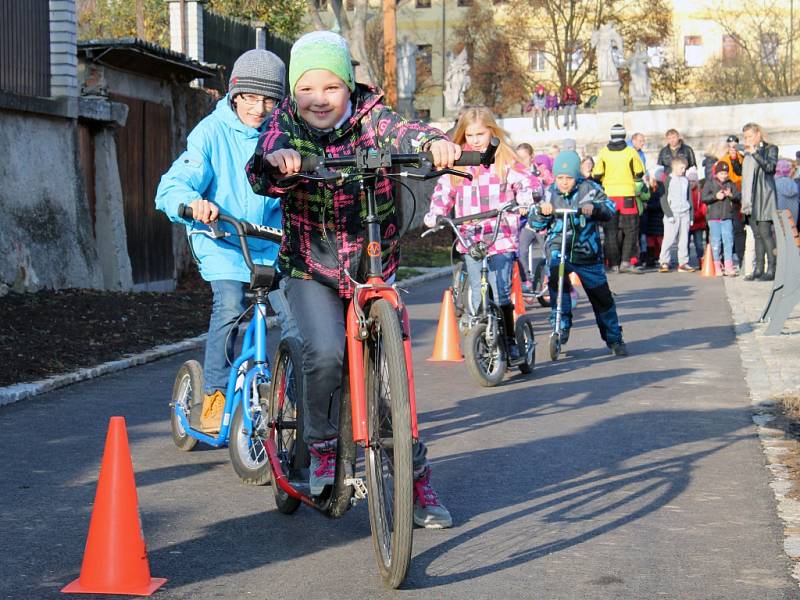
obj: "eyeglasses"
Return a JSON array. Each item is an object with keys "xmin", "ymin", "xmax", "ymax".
[{"xmin": 237, "ymin": 94, "xmax": 277, "ymax": 110}]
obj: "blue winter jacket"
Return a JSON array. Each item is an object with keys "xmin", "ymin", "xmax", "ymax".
[
  {"xmin": 528, "ymin": 179, "xmax": 616, "ymax": 265},
  {"xmin": 155, "ymin": 96, "xmax": 282, "ymax": 282}
]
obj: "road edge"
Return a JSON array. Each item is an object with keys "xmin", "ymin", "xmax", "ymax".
[{"xmin": 0, "ymin": 267, "xmax": 451, "ymax": 408}]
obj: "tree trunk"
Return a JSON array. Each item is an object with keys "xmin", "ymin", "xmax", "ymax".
[
  {"xmin": 348, "ymin": 0, "xmax": 377, "ymax": 85},
  {"xmin": 305, "ymin": 0, "xmax": 326, "ymax": 30}
]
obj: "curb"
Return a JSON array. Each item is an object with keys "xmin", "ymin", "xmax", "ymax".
[{"xmin": 0, "ymin": 267, "xmax": 451, "ymax": 408}]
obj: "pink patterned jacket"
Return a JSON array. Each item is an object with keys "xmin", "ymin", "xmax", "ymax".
[{"xmin": 425, "ymin": 162, "xmax": 537, "ymax": 255}]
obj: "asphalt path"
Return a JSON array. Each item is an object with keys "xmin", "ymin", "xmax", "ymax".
[{"xmin": 1, "ymin": 271, "xmax": 796, "ymax": 599}]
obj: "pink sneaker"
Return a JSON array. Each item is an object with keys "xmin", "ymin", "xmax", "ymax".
[
  {"xmin": 413, "ymin": 466, "xmax": 453, "ymax": 529},
  {"xmin": 713, "ymin": 260, "xmax": 724, "ymax": 277},
  {"xmin": 309, "ymin": 438, "xmax": 337, "ymax": 496},
  {"xmin": 724, "ymin": 260, "xmax": 738, "ymax": 277}
]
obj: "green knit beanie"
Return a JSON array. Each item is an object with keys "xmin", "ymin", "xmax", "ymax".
[
  {"xmin": 552, "ymin": 151, "xmax": 581, "ymax": 179},
  {"xmin": 289, "ymin": 31, "xmax": 356, "ymax": 96}
]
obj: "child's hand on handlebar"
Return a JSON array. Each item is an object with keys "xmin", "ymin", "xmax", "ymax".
[
  {"xmin": 188, "ymin": 199, "xmax": 219, "ymax": 224},
  {"xmin": 428, "ymin": 140, "xmax": 462, "ymax": 169},
  {"xmin": 539, "ymin": 202, "xmax": 554, "ymax": 216},
  {"xmin": 580, "ymin": 203, "xmax": 595, "ymax": 217},
  {"xmin": 265, "ymin": 149, "xmax": 302, "ymax": 175}
]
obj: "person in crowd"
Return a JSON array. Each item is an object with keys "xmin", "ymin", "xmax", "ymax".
[
  {"xmin": 628, "ymin": 132, "xmax": 647, "ymax": 174},
  {"xmin": 702, "ymin": 161, "xmax": 741, "ymax": 276},
  {"xmin": 515, "ymin": 143, "xmax": 546, "ymax": 292},
  {"xmin": 426, "ymin": 106, "xmax": 536, "ymax": 360},
  {"xmin": 562, "ymin": 85, "xmax": 580, "ymax": 130},
  {"xmin": 531, "ymin": 84, "xmax": 547, "ymax": 132},
  {"xmin": 741, "ymin": 122, "xmax": 778, "ymax": 281},
  {"xmin": 528, "ymin": 151, "xmax": 628, "ymax": 356},
  {"xmin": 718, "ymin": 135, "xmax": 746, "ymax": 267},
  {"xmin": 534, "ymin": 153, "xmax": 555, "ymax": 187},
  {"xmin": 592, "ymin": 124, "xmax": 646, "ymax": 274},
  {"xmin": 580, "ymin": 156, "xmax": 595, "ymax": 179},
  {"xmin": 644, "ymin": 167, "xmax": 666, "ymax": 267},
  {"xmin": 701, "ymin": 140, "xmax": 729, "ymax": 181},
  {"xmin": 155, "ymin": 49, "xmax": 286, "ymax": 434},
  {"xmin": 658, "ymin": 156, "xmax": 695, "ymax": 272},
  {"xmin": 545, "ymin": 87, "xmax": 560, "ymax": 130},
  {"xmin": 548, "ymin": 142, "xmax": 562, "ymax": 161},
  {"xmin": 775, "ymin": 159, "xmax": 799, "ymax": 225},
  {"xmin": 687, "ymin": 166, "xmax": 707, "ymax": 268},
  {"xmin": 247, "ymin": 30, "xmax": 456, "ymax": 528},
  {"xmin": 657, "ymin": 128, "xmax": 697, "ymax": 174}
]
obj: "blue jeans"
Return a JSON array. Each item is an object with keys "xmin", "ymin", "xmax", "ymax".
[
  {"xmin": 688, "ymin": 229, "xmax": 705, "ymax": 267},
  {"xmin": 203, "ymin": 278, "xmax": 298, "ymax": 394},
  {"xmin": 708, "ymin": 219, "xmax": 734, "ymax": 263},
  {"xmin": 547, "ymin": 259, "xmax": 623, "ymax": 345},
  {"xmin": 464, "ymin": 251, "xmax": 515, "ymax": 313}
]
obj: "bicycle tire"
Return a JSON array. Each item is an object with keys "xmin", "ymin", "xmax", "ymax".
[
  {"xmin": 170, "ymin": 360, "xmax": 202, "ymax": 452},
  {"xmin": 515, "ymin": 316, "xmax": 536, "ymax": 375},
  {"xmin": 228, "ymin": 381, "xmax": 271, "ymax": 485},
  {"xmin": 364, "ymin": 299, "xmax": 414, "ymax": 589},
  {"xmin": 328, "ymin": 369, "xmax": 355, "ymax": 518},
  {"xmin": 464, "ymin": 320, "xmax": 506, "ymax": 387},
  {"xmin": 269, "ymin": 337, "xmax": 306, "ymax": 514},
  {"xmin": 533, "ymin": 261, "xmax": 551, "ymax": 307}
]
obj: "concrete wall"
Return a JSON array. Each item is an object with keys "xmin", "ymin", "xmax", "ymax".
[{"xmin": 0, "ymin": 112, "xmax": 102, "ymax": 292}]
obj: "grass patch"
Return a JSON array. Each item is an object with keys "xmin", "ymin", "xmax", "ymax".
[
  {"xmin": 396, "ymin": 267, "xmax": 424, "ymax": 281},
  {"xmin": 401, "ymin": 227, "xmax": 454, "ymax": 268},
  {"xmin": 778, "ymin": 394, "xmax": 800, "ymax": 421}
]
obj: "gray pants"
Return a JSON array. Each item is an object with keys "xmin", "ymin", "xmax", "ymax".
[
  {"xmin": 659, "ymin": 213, "xmax": 691, "ymax": 266},
  {"xmin": 563, "ymin": 104, "xmax": 577, "ymax": 128},
  {"xmin": 532, "ymin": 108, "xmax": 545, "ymax": 131}
]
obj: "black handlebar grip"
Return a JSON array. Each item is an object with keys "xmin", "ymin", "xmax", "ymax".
[
  {"xmin": 453, "ymin": 151, "xmax": 482, "ymax": 167},
  {"xmin": 451, "ymin": 209, "xmax": 499, "ymax": 226},
  {"xmin": 300, "ymin": 155, "xmax": 322, "ymax": 172},
  {"xmin": 480, "ymin": 137, "xmax": 500, "ymax": 167},
  {"xmin": 178, "ymin": 204, "xmax": 193, "ymax": 220}
]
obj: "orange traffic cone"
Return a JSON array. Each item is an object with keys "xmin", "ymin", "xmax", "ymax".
[
  {"xmin": 428, "ymin": 288, "xmax": 464, "ymax": 362},
  {"xmin": 700, "ymin": 243, "xmax": 716, "ymax": 277},
  {"xmin": 62, "ymin": 417, "xmax": 166, "ymax": 596},
  {"xmin": 512, "ymin": 262, "xmax": 526, "ymax": 319}
]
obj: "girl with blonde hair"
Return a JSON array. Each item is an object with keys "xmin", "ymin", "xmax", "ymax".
[{"xmin": 424, "ymin": 106, "xmax": 536, "ymax": 360}]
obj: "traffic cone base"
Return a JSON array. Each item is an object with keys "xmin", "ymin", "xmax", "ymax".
[
  {"xmin": 512, "ymin": 262, "xmax": 526, "ymax": 319},
  {"xmin": 700, "ymin": 243, "xmax": 716, "ymax": 277},
  {"xmin": 428, "ymin": 288, "xmax": 464, "ymax": 362},
  {"xmin": 62, "ymin": 417, "xmax": 166, "ymax": 596}
]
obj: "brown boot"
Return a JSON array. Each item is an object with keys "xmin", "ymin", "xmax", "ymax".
[{"xmin": 200, "ymin": 390, "xmax": 225, "ymax": 433}]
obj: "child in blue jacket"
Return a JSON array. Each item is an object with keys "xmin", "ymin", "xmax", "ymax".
[
  {"xmin": 528, "ymin": 151, "xmax": 628, "ymax": 356},
  {"xmin": 155, "ymin": 50, "xmax": 286, "ymax": 433}
]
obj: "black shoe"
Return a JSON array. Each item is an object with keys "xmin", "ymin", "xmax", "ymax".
[
  {"xmin": 761, "ymin": 270, "xmax": 775, "ymax": 281},
  {"xmin": 559, "ymin": 329, "xmax": 570, "ymax": 345},
  {"xmin": 507, "ymin": 341, "xmax": 521, "ymax": 362},
  {"xmin": 609, "ymin": 341, "xmax": 629, "ymax": 356},
  {"xmin": 744, "ymin": 271, "xmax": 763, "ymax": 281}
]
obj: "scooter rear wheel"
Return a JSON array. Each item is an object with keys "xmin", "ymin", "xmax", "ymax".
[
  {"xmin": 170, "ymin": 360, "xmax": 202, "ymax": 452},
  {"xmin": 515, "ymin": 316, "xmax": 536, "ymax": 374},
  {"xmin": 548, "ymin": 334, "xmax": 561, "ymax": 361}
]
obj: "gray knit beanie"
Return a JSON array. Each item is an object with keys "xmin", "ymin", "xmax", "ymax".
[
  {"xmin": 228, "ymin": 49, "xmax": 286, "ymax": 101},
  {"xmin": 610, "ymin": 123, "xmax": 626, "ymax": 141}
]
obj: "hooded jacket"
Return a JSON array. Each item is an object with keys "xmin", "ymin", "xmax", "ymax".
[
  {"xmin": 246, "ymin": 84, "xmax": 445, "ymax": 298},
  {"xmin": 155, "ymin": 96, "xmax": 282, "ymax": 282},
  {"xmin": 528, "ymin": 179, "xmax": 616, "ymax": 265},
  {"xmin": 592, "ymin": 140, "xmax": 645, "ymax": 200},
  {"xmin": 702, "ymin": 177, "xmax": 741, "ymax": 221}
]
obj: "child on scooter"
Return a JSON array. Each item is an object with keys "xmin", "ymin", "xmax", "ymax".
[
  {"xmin": 528, "ymin": 151, "xmax": 629, "ymax": 356},
  {"xmin": 424, "ymin": 106, "xmax": 537, "ymax": 361},
  {"xmin": 246, "ymin": 31, "xmax": 457, "ymax": 528}
]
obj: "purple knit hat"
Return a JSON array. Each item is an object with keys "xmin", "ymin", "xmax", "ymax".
[
  {"xmin": 534, "ymin": 154, "xmax": 553, "ymax": 172},
  {"xmin": 776, "ymin": 159, "xmax": 793, "ymax": 177}
]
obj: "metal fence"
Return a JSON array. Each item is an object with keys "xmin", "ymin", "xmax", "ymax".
[
  {"xmin": 0, "ymin": 0, "xmax": 50, "ymax": 97},
  {"xmin": 202, "ymin": 11, "xmax": 291, "ymax": 94}
]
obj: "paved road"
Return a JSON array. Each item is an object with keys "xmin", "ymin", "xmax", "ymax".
[{"xmin": 1, "ymin": 272, "xmax": 796, "ymax": 599}]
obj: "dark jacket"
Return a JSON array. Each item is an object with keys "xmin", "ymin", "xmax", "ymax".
[
  {"xmin": 528, "ymin": 179, "xmax": 616, "ymax": 265},
  {"xmin": 660, "ymin": 175, "xmax": 694, "ymax": 222},
  {"xmin": 246, "ymin": 84, "xmax": 445, "ymax": 298},
  {"xmin": 645, "ymin": 182, "xmax": 665, "ymax": 237},
  {"xmin": 657, "ymin": 141, "xmax": 697, "ymax": 173},
  {"xmin": 742, "ymin": 141, "xmax": 778, "ymax": 221},
  {"xmin": 702, "ymin": 177, "xmax": 741, "ymax": 220}
]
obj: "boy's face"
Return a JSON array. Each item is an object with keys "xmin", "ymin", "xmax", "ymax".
[
  {"xmin": 294, "ymin": 69, "xmax": 351, "ymax": 130},
  {"xmin": 464, "ymin": 122, "xmax": 492, "ymax": 152},
  {"xmin": 716, "ymin": 169, "xmax": 729, "ymax": 183},
  {"xmin": 672, "ymin": 162, "xmax": 687, "ymax": 177},
  {"xmin": 555, "ymin": 174, "xmax": 575, "ymax": 194},
  {"xmin": 233, "ymin": 94, "xmax": 276, "ymax": 129}
]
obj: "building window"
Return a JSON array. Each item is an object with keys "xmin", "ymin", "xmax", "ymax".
[
  {"xmin": 529, "ymin": 42, "xmax": 546, "ymax": 71},
  {"xmin": 416, "ymin": 44, "xmax": 433, "ymax": 79},
  {"xmin": 416, "ymin": 0, "xmax": 431, "ymax": 7},
  {"xmin": 417, "ymin": 108, "xmax": 431, "ymax": 121},
  {"xmin": 761, "ymin": 31, "xmax": 779, "ymax": 65},
  {"xmin": 722, "ymin": 34, "xmax": 739, "ymax": 65},
  {"xmin": 684, "ymin": 35, "xmax": 704, "ymax": 67},
  {"xmin": 457, "ymin": 0, "xmax": 473, "ymax": 6}
]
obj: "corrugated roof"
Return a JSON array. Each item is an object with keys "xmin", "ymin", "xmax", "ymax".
[{"xmin": 78, "ymin": 38, "xmax": 218, "ymax": 82}]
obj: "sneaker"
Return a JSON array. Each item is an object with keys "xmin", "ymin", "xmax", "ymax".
[
  {"xmin": 628, "ymin": 264, "xmax": 645, "ymax": 274},
  {"xmin": 413, "ymin": 466, "xmax": 453, "ymax": 529},
  {"xmin": 659, "ymin": 264, "xmax": 670, "ymax": 273},
  {"xmin": 609, "ymin": 341, "xmax": 629, "ymax": 356},
  {"xmin": 610, "ymin": 265, "xmax": 620, "ymax": 273},
  {"xmin": 200, "ymin": 390, "xmax": 225, "ymax": 433},
  {"xmin": 507, "ymin": 341, "xmax": 521, "ymax": 361},
  {"xmin": 559, "ymin": 328, "xmax": 570, "ymax": 345},
  {"xmin": 618, "ymin": 262, "xmax": 632, "ymax": 273},
  {"xmin": 309, "ymin": 438, "xmax": 337, "ymax": 496},
  {"xmin": 677, "ymin": 264, "xmax": 696, "ymax": 272}
]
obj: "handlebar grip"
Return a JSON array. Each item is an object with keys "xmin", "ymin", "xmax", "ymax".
[
  {"xmin": 453, "ymin": 151, "xmax": 482, "ymax": 167},
  {"xmin": 178, "ymin": 204, "xmax": 193, "ymax": 220},
  {"xmin": 299, "ymin": 155, "xmax": 322, "ymax": 172},
  {"xmin": 451, "ymin": 209, "xmax": 499, "ymax": 226},
  {"xmin": 480, "ymin": 137, "xmax": 500, "ymax": 166}
]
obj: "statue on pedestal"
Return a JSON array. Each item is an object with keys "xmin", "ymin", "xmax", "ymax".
[
  {"xmin": 627, "ymin": 41, "xmax": 651, "ymax": 106},
  {"xmin": 591, "ymin": 23, "xmax": 624, "ymax": 83},
  {"xmin": 443, "ymin": 48, "xmax": 470, "ymax": 117}
]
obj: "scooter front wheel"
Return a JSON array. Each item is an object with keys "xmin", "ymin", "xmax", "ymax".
[
  {"xmin": 548, "ymin": 334, "xmax": 561, "ymax": 361},
  {"xmin": 465, "ymin": 322, "xmax": 506, "ymax": 387},
  {"xmin": 515, "ymin": 316, "xmax": 536, "ymax": 374}
]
